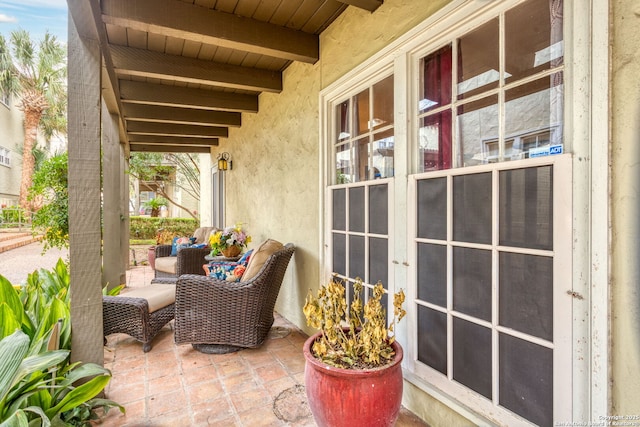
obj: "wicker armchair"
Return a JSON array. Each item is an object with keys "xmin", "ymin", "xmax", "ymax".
[
  {"xmin": 174, "ymin": 243, "xmax": 295, "ymax": 353},
  {"xmin": 153, "ymin": 244, "xmax": 211, "ymax": 282}
]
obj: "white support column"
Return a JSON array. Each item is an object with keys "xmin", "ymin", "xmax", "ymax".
[
  {"xmin": 67, "ymin": 10, "xmax": 103, "ymax": 365},
  {"xmin": 102, "ymin": 106, "xmax": 125, "ymax": 289}
]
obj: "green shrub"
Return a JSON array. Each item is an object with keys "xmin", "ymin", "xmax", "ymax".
[
  {"xmin": 0, "ymin": 260, "xmax": 124, "ymax": 426},
  {"xmin": 129, "ymin": 217, "xmax": 198, "ymax": 240}
]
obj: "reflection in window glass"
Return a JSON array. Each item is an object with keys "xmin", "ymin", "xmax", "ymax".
[
  {"xmin": 336, "ymin": 101, "xmax": 350, "ymax": 142},
  {"xmin": 505, "ymin": 72, "xmax": 564, "ymax": 160},
  {"xmin": 457, "ymin": 18, "xmax": 499, "ymax": 100},
  {"xmin": 505, "ymin": 0, "xmax": 564, "ymax": 83},
  {"xmin": 456, "ymin": 96, "xmax": 498, "ymax": 167},
  {"xmin": 336, "ymin": 143, "xmax": 353, "ymax": 184},
  {"xmin": 372, "ymin": 128, "xmax": 394, "ymax": 179},
  {"xmin": 332, "ymin": 75, "xmax": 394, "ymax": 184},
  {"xmin": 416, "ymin": 0, "xmax": 564, "ymax": 172},
  {"xmin": 355, "ymin": 137, "xmax": 369, "ymax": 182},
  {"xmin": 354, "ymin": 89, "xmax": 370, "ymax": 137},
  {"xmin": 420, "ymin": 44, "xmax": 452, "ymax": 114},
  {"xmin": 419, "ymin": 111, "xmax": 452, "ymax": 172},
  {"xmin": 373, "ymin": 76, "xmax": 394, "ymax": 130}
]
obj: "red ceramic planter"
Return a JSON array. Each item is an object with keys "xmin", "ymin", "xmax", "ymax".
[{"xmin": 303, "ymin": 331, "xmax": 404, "ymax": 427}]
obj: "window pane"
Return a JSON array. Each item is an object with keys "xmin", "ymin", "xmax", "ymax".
[
  {"xmin": 419, "ymin": 110, "xmax": 452, "ymax": 172},
  {"xmin": 417, "ymin": 243, "xmax": 447, "ymax": 307},
  {"xmin": 369, "ymin": 237, "xmax": 388, "ymax": 287},
  {"xmin": 499, "ymin": 333, "xmax": 553, "ymax": 427},
  {"xmin": 499, "ymin": 252, "xmax": 553, "ymax": 341},
  {"xmin": 453, "ymin": 173, "xmax": 492, "ymax": 244},
  {"xmin": 369, "ymin": 184, "xmax": 388, "ymax": 235},
  {"xmin": 420, "ymin": 44, "xmax": 452, "ymax": 113},
  {"xmin": 453, "ymin": 318, "xmax": 492, "ymax": 399},
  {"xmin": 336, "ymin": 100, "xmax": 350, "ymax": 141},
  {"xmin": 332, "ymin": 188, "xmax": 346, "ymax": 231},
  {"xmin": 372, "ymin": 128, "xmax": 394, "ymax": 179},
  {"xmin": 354, "ymin": 88, "xmax": 369, "ymax": 136},
  {"xmin": 505, "ymin": 0, "xmax": 564, "ymax": 83},
  {"xmin": 372, "ymin": 75, "xmax": 394, "ymax": 130},
  {"xmin": 453, "ymin": 247, "xmax": 492, "ymax": 321},
  {"xmin": 354, "ymin": 137, "xmax": 369, "ymax": 182},
  {"xmin": 499, "ymin": 166, "xmax": 553, "ymax": 250},
  {"xmin": 332, "ymin": 233, "xmax": 346, "ymax": 276},
  {"xmin": 349, "ymin": 187, "xmax": 365, "ymax": 233},
  {"xmin": 457, "ymin": 96, "xmax": 499, "ymax": 167},
  {"xmin": 335, "ymin": 143, "xmax": 353, "ymax": 184},
  {"xmin": 417, "ymin": 177, "xmax": 447, "ymax": 240},
  {"xmin": 349, "ymin": 235, "xmax": 365, "ymax": 280},
  {"xmin": 418, "ymin": 306, "xmax": 447, "ymax": 375},
  {"xmin": 504, "ymin": 73, "xmax": 564, "ymax": 160},
  {"xmin": 457, "ymin": 18, "xmax": 499, "ymax": 100}
]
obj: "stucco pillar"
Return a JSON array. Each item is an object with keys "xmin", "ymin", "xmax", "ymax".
[{"xmin": 67, "ymin": 10, "xmax": 103, "ymax": 365}]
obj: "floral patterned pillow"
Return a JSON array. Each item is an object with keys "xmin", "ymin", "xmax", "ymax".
[{"xmin": 205, "ymin": 249, "xmax": 253, "ymax": 282}]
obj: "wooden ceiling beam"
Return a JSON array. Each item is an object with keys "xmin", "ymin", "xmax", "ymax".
[
  {"xmin": 130, "ymin": 144, "xmax": 211, "ymax": 153},
  {"xmin": 122, "ymin": 104, "xmax": 241, "ymax": 127},
  {"xmin": 118, "ymin": 80, "xmax": 259, "ymax": 113},
  {"xmin": 126, "ymin": 121, "xmax": 229, "ymax": 138},
  {"xmin": 335, "ymin": 0, "xmax": 383, "ymax": 12},
  {"xmin": 110, "ymin": 45, "xmax": 282, "ymax": 93},
  {"xmin": 102, "ymin": 0, "xmax": 319, "ymax": 63},
  {"xmin": 128, "ymin": 135, "xmax": 219, "ymax": 146}
]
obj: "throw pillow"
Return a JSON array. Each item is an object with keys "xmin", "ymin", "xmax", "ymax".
[
  {"xmin": 241, "ymin": 239, "xmax": 284, "ymax": 281},
  {"xmin": 171, "ymin": 237, "xmax": 190, "ymax": 256}
]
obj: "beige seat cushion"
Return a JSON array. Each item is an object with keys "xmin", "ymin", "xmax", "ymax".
[
  {"xmin": 154, "ymin": 256, "xmax": 177, "ymax": 274},
  {"xmin": 242, "ymin": 239, "xmax": 284, "ymax": 281},
  {"xmin": 192, "ymin": 226, "xmax": 216, "ymax": 244},
  {"xmin": 120, "ymin": 284, "xmax": 176, "ymax": 313}
]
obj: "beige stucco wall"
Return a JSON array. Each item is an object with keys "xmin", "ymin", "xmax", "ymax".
[
  {"xmin": 0, "ymin": 96, "xmax": 25, "ymax": 206},
  {"xmin": 207, "ymin": 0, "xmax": 452, "ymax": 337},
  {"xmin": 201, "ymin": 0, "xmax": 471, "ymax": 424},
  {"xmin": 610, "ymin": 0, "xmax": 640, "ymax": 415}
]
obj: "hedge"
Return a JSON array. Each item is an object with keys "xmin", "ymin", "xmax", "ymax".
[{"xmin": 130, "ymin": 217, "xmax": 199, "ymax": 241}]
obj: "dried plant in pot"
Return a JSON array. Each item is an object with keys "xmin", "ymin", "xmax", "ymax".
[{"xmin": 303, "ymin": 277, "xmax": 406, "ymax": 427}]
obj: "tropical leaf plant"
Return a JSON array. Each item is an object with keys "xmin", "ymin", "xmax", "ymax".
[{"xmin": 0, "ymin": 263, "xmax": 124, "ymax": 426}]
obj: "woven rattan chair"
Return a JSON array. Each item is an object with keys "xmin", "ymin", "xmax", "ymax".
[
  {"xmin": 153, "ymin": 244, "xmax": 211, "ymax": 282},
  {"xmin": 174, "ymin": 243, "xmax": 295, "ymax": 353}
]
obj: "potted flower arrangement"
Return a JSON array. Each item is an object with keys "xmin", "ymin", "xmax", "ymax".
[
  {"xmin": 303, "ymin": 277, "xmax": 406, "ymax": 427},
  {"xmin": 209, "ymin": 223, "xmax": 251, "ymax": 257}
]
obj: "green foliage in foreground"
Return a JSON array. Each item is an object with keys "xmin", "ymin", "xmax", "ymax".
[
  {"xmin": 28, "ymin": 152, "xmax": 69, "ymax": 252},
  {"xmin": 0, "ymin": 260, "xmax": 124, "ymax": 426}
]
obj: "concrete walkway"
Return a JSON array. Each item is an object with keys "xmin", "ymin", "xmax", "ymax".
[{"xmin": 0, "ymin": 240, "xmax": 68, "ymax": 285}]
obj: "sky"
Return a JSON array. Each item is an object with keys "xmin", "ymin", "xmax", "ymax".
[{"xmin": 0, "ymin": 0, "xmax": 68, "ymax": 44}]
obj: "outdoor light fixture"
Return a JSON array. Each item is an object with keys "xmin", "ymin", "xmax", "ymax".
[{"xmin": 217, "ymin": 152, "xmax": 232, "ymax": 171}]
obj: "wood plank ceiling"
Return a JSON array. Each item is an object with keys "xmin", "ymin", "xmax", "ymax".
[{"xmin": 87, "ymin": 0, "xmax": 383, "ymax": 153}]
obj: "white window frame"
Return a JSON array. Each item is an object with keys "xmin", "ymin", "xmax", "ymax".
[
  {"xmin": 407, "ymin": 154, "xmax": 573, "ymax": 426},
  {"xmin": 319, "ymin": 0, "xmax": 607, "ymax": 424}
]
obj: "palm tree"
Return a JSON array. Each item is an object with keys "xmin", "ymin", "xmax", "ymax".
[{"xmin": 0, "ymin": 29, "xmax": 66, "ymax": 210}]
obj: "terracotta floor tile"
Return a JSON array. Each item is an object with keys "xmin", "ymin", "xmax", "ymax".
[
  {"xmin": 182, "ymin": 365, "xmax": 218, "ymax": 385},
  {"xmin": 101, "ymin": 271, "xmax": 428, "ymax": 427},
  {"xmin": 186, "ymin": 379, "xmax": 225, "ymax": 404},
  {"xmin": 229, "ymin": 386, "xmax": 272, "ymax": 413},
  {"xmin": 147, "ymin": 389, "xmax": 187, "ymax": 418},
  {"xmin": 191, "ymin": 397, "xmax": 236, "ymax": 425},
  {"xmin": 237, "ymin": 404, "xmax": 284, "ymax": 427},
  {"xmin": 220, "ymin": 371, "xmax": 259, "ymax": 394},
  {"xmin": 254, "ymin": 362, "xmax": 289, "ymax": 384}
]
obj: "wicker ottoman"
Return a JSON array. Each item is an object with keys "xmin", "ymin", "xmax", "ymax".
[{"xmin": 103, "ymin": 284, "xmax": 176, "ymax": 352}]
